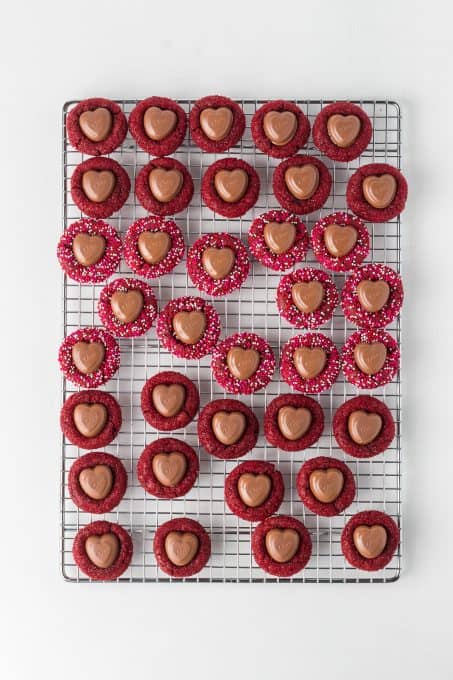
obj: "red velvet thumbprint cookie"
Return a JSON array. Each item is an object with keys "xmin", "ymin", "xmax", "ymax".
[
  {"xmin": 311, "ymin": 212, "xmax": 370, "ymax": 273},
  {"xmin": 248, "ymin": 209, "xmax": 309, "ymax": 272},
  {"xmin": 264, "ymin": 394, "xmax": 324, "ymax": 452},
  {"xmin": 211, "ymin": 332, "xmax": 275, "ymax": 395},
  {"xmin": 273, "ymin": 155, "xmax": 332, "ymax": 215},
  {"xmin": 197, "ymin": 399, "xmax": 259, "ymax": 460},
  {"xmin": 312, "ymin": 102, "xmax": 372, "ymax": 162},
  {"xmin": 225, "ymin": 461, "xmax": 284, "ymax": 522},
  {"xmin": 71, "ymin": 157, "xmax": 130, "ymax": 219},
  {"xmin": 252, "ymin": 515, "xmax": 312, "ymax": 577},
  {"xmin": 128, "ymin": 97, "xmax": 187, "ymax": 156},
  {"xmin": 296, "ymin": 457, "xmax": 356, "ymax": 517},
  {"xmin": 137, "ymin": 438, "xmax": 199, "ymax": 499},
  {"xmin": 280, "ymin": 333, "xmax": 341, "ymax": 394},
  {"xmin": 251, "ymin": 100, "xmax": 310, "ymax": 158},
  {"xmin": 124, "ymin": 216, "xmax": 185, "ymax": 279},
  {"xmin": 58, "ymin": 327, "xmax": 120, "ymax": 388},
  {"xmin": 60, "ymin": 390, "xmax": 122, "ymax": 450},
  {"xmin": 187, "ymin": 232, "xmax": 249, "ymax": 297},
  {"xmin": 341, "ymin": 510, "xmax": 400, "ymax": 572},
  {"xmin": 141, "ymin": 371, "xmax": 199, "ymax": 431},
  {"xmin": 72, "ymin": 521, "xmax": 133, "ymax": 580},
  {"xmin": 135, "ymin": 157, "xmax": 194, "ymax": 216},
  {"xmin": 153, "ymin": 518, "xmax": 211, "ymax": 578},
  {"xmin": 66, "ymin": 98, "xmax": 127, "ymax": 156},
  {"xmin": 156, "ymin": 296, "xmax": 221, "ymax": 360},
  {"xmin": 333, "ymin": 396, "xmax": 395, "ymax": 458},
  {"xmin": 189, "ymin": 95, "xmax": 245, "ymax": 152},
  {"xmin": 68, "ymin": 452, "xmax": 127, "ymax": 514},
  {"xmin": 201, "ymin": 158, "xmax": 260, "ymax": 218},
  {"xmin": 341, "ymin": 264, "xmax": 404, "ymax": 329},
  {"xmin": 276, "ymin": 267, "xmax": 339, "ymax": 330},
  {"xmin": 98, "ymin": 278, "xmax": 157, "ymax": 338},
  {"xmin": 342, "ymin": 329, "xmax": 400, "ymax": 389},
  {"xmin": 346, "ymin": 163, "xmax": 408, "ymax": 223}
]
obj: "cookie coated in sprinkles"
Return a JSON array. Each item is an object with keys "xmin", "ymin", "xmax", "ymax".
[
  {"xmin": 342, "ymin": 329, "xmax": 400, "ymax": 389},
  {"xmin": 311, "ymin": 211, "xmax": 370, "ymax": 273},
  {"xmin": 187, "ymin": 232, "xmax": 250, "ymax": 296},
  {"xmin": 341, "ymin": 263, "xmax": 404, "ymax": 329},
  {"xmin": 276, "ymin": 267, "xmax": 339, "ymax": 329},
  {"xmin": 156, "ymin": 295, "xmax": 221, "ymax": 360},
  {"xmin": 98, "ymin": 277, "xmax": 158, "ymax": 338},
  {"xmin": 211, "ymin": 332, "xmax": 275, "ymax": 394},
  {"xmin": 248, "ymin": 209, "xmax": 309, "ymax": 271},
  {"xmin": 58, "ymin": 327, "xmax": 120, "ymax": 388},
  {"xmin": 123, "ymin": 216, "xmax": 185, "ymax": 279},
  {"xmin": 280, "ymin": 333, "xmax": 341, "ymax": 394}
]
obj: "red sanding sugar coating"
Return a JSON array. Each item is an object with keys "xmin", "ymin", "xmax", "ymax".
[
  {"xmin": 333, "ymin": 395, "xmax": 395, "ymax": 458},
  {"xmin": 57, "ymin": 218, "xmax": 122, "ymax": 284},
  {"xmin": 135, "ymin": 157, "xmax": 194, "ymax": 216},
  {"xmin": 312, "ymin": 102, "xmax": 372, "ymax": 162},
  {"xmin": 264, "ymin": 394, "xmax": 324, "ymax": 452},
  {"xmin": 211, "ymin": 332, "xmax": 275, "ymax": 395},
  {"xmin": 157, "ymin": 296, "xmax": 221, "ymax": 360},
  {"xmin": 66, "ymin": 98, "xmax": 128, "ymax": 156},
  {"xmin": 128, "ymin": 96, "xmax": 187, "ymax": 156},
  {"xmin": 187, "ymin": 232, "xmax": 250, "ymax": 297},
  {"xmin": 296, "ymin": 456, "xmax": 356, "ymax": 517},
  {"xmin": 276, "ymin": 267, "xmax": 339, "ymax": 330},
  {"xmin": 137, "ymin": 438, "xmax": 199, "ymax": 499},
  {"xmin": 341, "ymin": 263, "xmax": 404, "ymax": 329},
  {"xmin": 68, "ymin": 452, "xmax": 127, "ymax": 514},
  {"xmin": 141, "ymin": 371, "xmax": 199, "ymax": 431},
  {"xmin": 189, "ymin": 95, "xmax": 245, "ymax": 152},
  {"xmin": 197, "ymin": 398, "xmax": 259, "ymax": 460},
  {"xmin": 72, "ymin": 521, "xmax": 133, "ymax": 580},
  {"xmin": 98, "ymin": 277, "xmax": 158, "ymax": 338},
  {"xmin": 123, "ymin": 216, "xmax": 185, "ymax": 279},
  {"xmin": 341, "ymin": 510, "xmax": 400, "ymax": 571},
  {"xmin": 70, "ymin": 157, "xmax": 131, "ymax": 219},
  {"xmin": 251, "ymin": 515, "xmax": 312, "ymax": 577},
  {"xmin": 251, "ymin": 100, "xmax": 310, "ymax": 159},
  {"xmin": 60, "ymin": 390, "xmax": 122, "ymax": 450},
  {"xmin": 224, "ymin": 461, "xmax": 284, "ymax": 522},
  {"xmin": 346, "ymin": 163, "xmax": 408, "ymax": 222},
  {"xmin": 273, "ymin": 155, "xmax": 332, "ymax": 215},
  {"xmin": 201, "ymin": 157, "xmax": 260, "ymax": 218},
  {"xmin": 248, "ymin": 209, "xmax": 309, "ymax": 271},
  {"xmin": 280, "ymin": 333, "xmax": 341, "ymax": 394},
  {"xmin": 311, "ymin": 211, "xmax": 370, "ymax": 273},
  {"xmin": 58, "ymin": 327, "xmax": 120, "ymax": 388},
  {"xmin": 342, "ymin": 329, "xmax": 400, "ymax": 389},
  {"xmin": 153, "ymin": 517, "xmax": 211, "ymax": 578}
]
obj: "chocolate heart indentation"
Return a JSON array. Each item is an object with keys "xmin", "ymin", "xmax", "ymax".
[
  {"xmin": 291, "ymin": 281, "xmax": 324, "ymax": 314},
  {"xmin": 237, "ymin": 473, "xmax": 272, "ymax": 508},
  {"xmin": 211, "ymin": 411, "xmax": 246, "ymax": 445},
  {"xmin": 353, "ymin": 525, "xmax": 387, "ymax": 559},
  {"xmin": 263, "ymin": 221, "xmax": 296, "ymax": 255},
  {"xmin": 214, "ymin": 169, "xmax": 248, "ymax": 203},
  {"xmin": 265, "ymin": 528, "xmax": 300, "ymax": 563},
  {"xmin": 201, "ymin": 247, "xmax": 235, "ymax": 280},
  {"xmin": 152, "ymin": 384, "xmax": 185, "ymax": 417},
  {"xmin": 79, "ymin": 107, "xmax": 113, "ymax": 142},
  {"xmin": 354, "ymin": 342, "xmax": 387, "ymax": 375},
  {"xmin": 152, "ymin": 452, "xmax": 187, "ymax": 487},
  {"xmin": 284, "ymin": 164, "xmax": 319, "ymax": 200},
  {"xmin": 138, "ymin": 231, "xmax": 171, "ymax": 265},
  {"xmin": 148, "ymin": 168, "xmax": 183, "ymax": 203},
  {"xmin": 348, "ymin": 410, "xmax": 383, "ymax": 445},
  {"xmin": 79, "ymin": 465, "xmax": 113, "ymax": 500},
  {"xmin": 324, "ymin": 224, "xmax": 358, "ymax": 258},
  {"xmin": 82, "ymin": 170, "xmax": 116, "ymax": 203},
  {"xmin": 263, "ymin": 110, "xmax": 297, "ymax": 146},
  {"xmin": 293, "ymin": 347, "xmax": 327, "ymax": 379},
  {"xmin": 143, "ymin": 106, "xmax": 177, "ymax": 141},
  {"xmin": 172, "ymin": 311, "xmax": 206, "ymax": 345},
  {"xmin": 110, "ymin": 290, "xmax": 144, "ymax": 324},
  {"xmin": 72, "ymin": 233, "xmax": 106, "ymax": 266},
  {"xmin": 226, "ymin": 347, "xmax": 260, "ymax": 380},
  {"xmin": 277, "ymin": 406, "xmax": 312, "ymax": 441},
  {"xmin": 309, "ymin": 468, "xmax": 344, "ymax": 503},
  {"xmin": 362, "ymin": 174, "xmax": 397, "ymax": 209},
  {"xmin": 326, "ymin": 114, "xmax": 361, "ymax": 148},
  {"xmin": 85, "ymin": 533, "xmax": 119, "ymax": 568},
  {"xmin": 73, "ymin": 403, "xmax": 108, "ymax": 438},
  {"xmin": 71, "ymin": 341, "xmax": 105, "ymax": 374},
  {"xmin": 164, "ymin": 531, "xmax": 199, "ymax": 566},
  {"xmin": 199, "ymin": 107, "xmax": 233, "ymax": 141},
  {"xmin": 357, "ymin": 280, "xmax": 390, "ymax": 313}
]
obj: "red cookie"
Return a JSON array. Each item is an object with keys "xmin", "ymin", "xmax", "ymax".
[
  {"xmin": 248, "ymin": 209, "xmax": 309, "ymax": 271},
  {"xmin": 68, "ymin": 452, "xmax": 127, "ymax": 513},
  {"xmin": 296, "ymin": 456, "xmax": 356, "ymax": 517},
  {"xmin": 311, "ymin": 211, "xmax": 370, "ymax": 273},
  {"xmin": 98, "ymin": 277, "xmax": 158, "ymax": 338},
  {"xmin": 153, "ymin": 518, "xmax": 211, "ymax": 578},
  {"xmin": 251, "ymin": 100, "xmax": 310, "ymax": 158},
  {"xmin": 341, "ymin": 510, "xmax": 400, "ymax": 571},
  {"xmin": 70, "ymin": 157, "xmax": 130, "ymax": 219},
  {"xmin": 224, "ymin": 461, "xmax": 284, "ymax": 521},
  {"xmin": 312, "ymin": 102, "xmax": 372, "ymax": 162},
  {"xmin": 197, "ymin": 398, "xmax": 259, "ymax": 460},
  {"xmin": 189, "ymin": 95, "xmax": 245, "ymax": 152},
  {"xmin": 156, "ymin": 296, "xmax": 221, "ymax": 360},
  {"xmin": 137, "ymin": 438, "xmax": 199, "ymax": 499},
  {"xmin": 280, "ymin": 333, "xmax": 341, "ymax": 394},
  {"xmin": 341, "ymin": 264, "xmax": 404, "ymax": 329},
  {"xmin": 342, "ymin": 329, "xmax": 400, "ymax": 389},
  {"xmin": 187, "ymin": 232, "xmax": 250, "ymax": 297},
  {"xmin": 201, "ymin": 158, "xmax": 260, "ymax": 218},
  {"xmin": 60, "ymin": 390, "xmax": 122, "ymax": 450},
  {"xmin": 276, "ymin": 267, "xmax": 339, "ymax": 329},
  {"xmin": 57, "ymin": 218, "xmax": 122, "ymax": 284},
  {"xmin": 128, "ymin": 96, "xmax": 187, "ymax": 156},
  {"xmin": 58, "ymin": 327, "xmax": 120, "ymax": 388},
  {"xmin": 135, "ymin": 157, "xmax": 194, "ymax": 216},
  {"xmin": 66, "ymin": 98, "xmax": 127, "ymax": 156},
  {"xmin": 346, "ymin": 163, "xmax": 408, "ymax": 222},
  {"xmin": 123, "ymin": 216, "xmax": 185, "ymax": 279},
  {"xmin": 273, "ymin": 155, "xmax": 332, "ymax": 215},
  {"xmin": 333, "ymin": 396, "xmax": 395, "ymax": 458},
  {"xmin": 211, "ymin": 332, "xmax": 275, "ymax": 395},
  {"xmin": 72, "ymin": 521, "xmax": 133, "ymax": 580},
  {"xmin": 264, "ymin": 394, "xmax": 324, "ymax": 452},
  {"xmin": 141, "ymin": 371, "xmax": 199, "ymax": 431},
  {"xmin": 251, "ymin": 515, "xmax": 312, "ymax": 577}
]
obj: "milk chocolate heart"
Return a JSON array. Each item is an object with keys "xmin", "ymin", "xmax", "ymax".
[
  {"xmin": 164, "ymin": 531, "xmax": 199, "ymax": 566},
  {"xmin": 148, "ymin": 168, "xmax": 183, "ymax": 203},
  {"xmin": 237, "ymin": 473, "xmax": 272, "ymax": 508},
  {"xmin": 201, "ymin": 247, "xmax": 235, "ymax": 280},
  {"xmin": 362, "ymin": 174, "xmax": 397, "ymax": 209},
  {"xmin": 291, "ymin": 281, "xmax": 324, "ymax": 314},
  {"xmin": 284, "ymin": 165, "xmax": 319, "ymax": 200},
  {"xmin": 327, "ymin": 114, "xmax": 361, "ymax": 148},
  {"xmin": 214, "ymin": 169, "xmax": 248, "ymax": 203},
  {"xmin": 110, "ymin": 290, "xmax": 144, "ymax": 323},
  {"xmin": 263, "ymin": 221, "xmax": 296, "ymax": 255},
  {"xmin": 82, "ymin": 170, "xmax": 116, "ymax": 203},
  {"xmin": 72, "ymin": 233, "xmax": 106, "ymax": 266},
  {"xmin": 152, "ymin": 452, "xmax": 187, "ymax": 487},
  {"xmin": 309, "ymin": 468, "xmax": 344, "ymax": 503},
  {"xmin": 85, "ymin": 533, "xmax": 119, "ymax": 568},
  {"xmin": 293, "ymin": 347, "xmax": 326, "ymax": 379},
  {"xmin": 353, "ymin": 525, "xmax": 387, "ymax": 559},
  {"xmin": 172, "ymin": 311, "xmax": 206, "ymax": 344},
  {"xmin": 79, "ymin": 465, "xmax": 113, "ymax": 500},
  {"xmin": 199, "ymin": 107, "xmax": 233, "ymax": 141},
  {"xmin": 265, "ymin": 528, "xmax": 300, "ymax": 563},
  {"xmin": 138, "ymin": 231, "xmax": 171, "ymax": 265},
  {"xmin": 263, "ymin": 111, "xmax": 297, "ymax": 146},
  {"xmin": 354, "ymin": 342, "xmax": 387, "ymax": 375},
  {"xmin": 71, "ymin": 341, "xmax": 105, "ymax": 374},
  {"xmin": 324, "ymin": 224, "xmax": 357, "ymax": 257},
  {"xmin": 79, "ymin": 107, "xmax": 113, "ymax": 142},
  {"xmin": 143, "ymin": 106, "xmax": 177, "ymax": 141},
  {"xmin": 226, "ymin": 347, "xmax": 260, "ymax": 380},
  {"xmin": 73, "ymin": 403, "xmax": 108, "ymax": 438},
  {"xmin": 152, "ymin": 384, "xmax": 185, "ymax": 417},
  {"xmin": 211, "ymin": 411, "xmax": 246, "ymax": 445},
  {"xmin": 277, "ymin": 406, "xmax": 312, "ymax": 440},
  {"xmin": 357, "ymin": 280, "xmax": 390, "ymax": 313},
  {"xmin": 348, "ymin": 410, "xmax": 383, "ymax": 445}
]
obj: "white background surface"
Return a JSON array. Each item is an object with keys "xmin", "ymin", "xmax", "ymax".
[{"xmin": 1, "ymin": 1, "xmax": 452, "ymax": 678}]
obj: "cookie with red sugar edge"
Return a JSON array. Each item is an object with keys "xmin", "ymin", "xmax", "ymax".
[
  {"xmin": 341, "ymin": 510, "xmax": 400, "ymax": 571},
  {"xmin": 135, "ymin": 157, "xmax": 193, "ymax": 216},
  {"xmin": 341, "ymin": 264, "xmax": 403, "ymax": 329},
  {"xmin": 123, "ymin": 216, "xmax": 185, "ymax": 279},
  {"xmin": 201, "ymin": 158, "xmax": 260, "ymax": 218},
  {"xmin": 273, "ymin": 155, "xmax": 332, "ymax": 215},
  {"xmin": 66, "ymin": 98, "xmax": 127, "ymax": 156},
  {"xmin": 346, "ymin": 163, "xmax": 408, "ymax": 222},
  {"xmin": 296, "ymin": 456, "xmax": 355, "ymax": 517},
  {"xmin": 280, "ymin": 333, "xmax": 341, "ymax": 394},
  {"xmin": 72, "ymin": 521, "xmax": 133, "ymax": 580},
  {"xmin": 311, "ymin": 212, "xmax": 370, "ymax": 273},
  {"xmin": 187, "ymin": 232, "xmax": 250, "ymax": 297},
  {"xmin": 98, "ymin": 277, "xmax": 157, "ymax": 338},
  {"xmin": 57, "ymin": 218, "xmax": 122, "ymax": 284},
  {"xmin": 71, "ymin": 157, "xmax": 130, "ymax": 219},
  {"xmin": 60, "ymin": 390, "xmax": 122, "ymax": 450},
  {"xmin": 128, "ymin": 96, "xmax": 187, "ymax": 156},
  {"xmin": 197, "ymin": 398, "xmax": 259, "ymax": 460},
  {"xmin": 225, "ymin": 461, "xmax": 284, "ymax": 522},
  {"xmin": 251, "ymin": 100, "xmax": 310, "ymax": 159},
  {"xmin": 312, "ymin": 102, "xmax": 372, "ymax": 162},
  {"xmin": 58, "ymin": 327, "xmax": 120, "ymax": 388},
  {"xmin": 333, "ymin": 396, "xmax": 395, "ymax": 458},
  {"xmin": 211, "ymin": 332, "xmax": 275, "ymax": 395},
  {"xmin": 137, "ymin": 438, "xmax": 199, "ymax": 499},
  {"xmin": 68, "ymin": 452, "xmax": 127, "ymax": 513},
  {"xmin": 342, "ymin": 329, "xmax": 400, "ymax": 389},
  {"xmin": 189, "ymin": 95, "xmax": 245, "ymax": 152},
  {"xmin": 153, "ymin": 518, "xmax": 211, "ymax": 578},
  {"xmin": 248, "ymin": 209, "xmax": 309, "ymax": 271},
  {"xmin": 156, "ymin": 296, "xmax": 221, "ymax": 360},
  {"xmin": 251, "ymin": 515, "xmax": 312, "ymax": 577},
  {"xmin": 141, "ymin": 371, "xmax": 199, "ymax": 431},
  {"xmin": 276, "ymin": 267, "xmax": 339, "ymax": 329},
  {"xmin": 264, "ymin": 394, "xmax": 324, "ymax": 452}
]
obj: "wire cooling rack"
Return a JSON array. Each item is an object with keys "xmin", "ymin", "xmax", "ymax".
[{"xmin": 61, "ymin": 99, "xmax": 402, "ymax": 583}]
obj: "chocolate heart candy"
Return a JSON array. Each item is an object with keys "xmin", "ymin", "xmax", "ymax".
[
  {"xmin": 356, "ymin": 280, "xmax": 390, "ymax": 313},
  {"xmin": 353, "ymin": 525, "xmax": 387, "ymax": 559},
  {"xmin": 263, "ymin": 110, "xmax": 297, "ymax": 146},
  {"xmin": 291, "ymin": 281, "xmax": 324, "ymax": 313},
  {"xmin": 211, "ymin": 411, "xmax": 246, "ymax": 445},
  {"xmin": 72, "ymin": 233, "xmax": 106, "ymax": 266},
  {"xmin": 324, "ymin": 224, "xmax": 357, "ymax": 257},
  {"xmin": 277, "ymin": 406, "xmax": 312, "ymax": 440},
  {"xmin": 79, "ymin": 107, "xmax": 112, "ymax": 142},
  {"xmin": 226, "ymin": 347, "xmax": 260, "ymax": 380},
  {"xmin": 71, "ymin": 341, "xmax": 105, "ymax": 374},
  {"xmin": 138, "ymin": 231, "xmax": 171, "ymax": 265},
  {"xmin": 309, "ymin": 468, "xmax": 344, "ymax": 503},
  {"xmin": 152, "ymin": 384, "xmax": 185, "ymax": 417},
  {"xmin": 143, "ymin": 106, "xmax": 177, "ymax": 141},
  {"xmin": 164, "ymin": 531, "xmax": 199, "ymax": 566},
  {"xmin": 148, "ymin": 168, "xmax": 183, "ymax": 203},
  {"xmin": 265, "ymin": 528, "xmax": 300, "ymax": 563},
  {"xmin": 293, "ymin": 347, "xmax": 326, "ymax": 379},
  {"xmin": 199, "ymin": 107, "xmax": 233, "ymax": 141},
  {"xmin": 327, "ymin": 114, "xmax": 361, "ymax": 148},
  {"xmin": 82, "ymin": 170, "xmax": 116, "ymax": 203},
  {"xmin": 263, "ymin": 221, "xmax": 296, "ymax": 255},
  {"xmin": 284, "ymin": 165, "xmax": 319, "ymax": 200},
  {"xmin": 79, "ymin": 465, "xmax": 113, "ymax": 500},
  {"xmin": 152, "ymin": 452, "xmax": 187, "ymax": 487},
  {"xmin": 73, "ymin": 403, "xmax": 108, "ymax": 437},
  {"xmin": 110, "ymin": 290, "xmax": 144, "ymax": 324},
  {"xmin": 85, "ymin": 533, "xmax": 119, "ymax": 568},
  {"xmin": 172, "ymin": 311, "xmax": 206, "ymax": 345},
  {"xmin": 348, "ymin": 410, "xmax": 383, "ymax": 445},
  {"xmin": 201, "ymin": 247, "xmax": 235, "ymax": 280},
  {"xmin": 237, "ymin": 473, "xmax": 272, "ymax": 508},
  {"xmin": 214, "ymin": 169, "xmax": 248, "ymax": 203},
  {"xmin": 362, "ymin": 174, "xmax": 397, "ymax": 209},
  {"xmin": 354, "ymin": 342, "xmax": 387, "ymax": 375}
]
